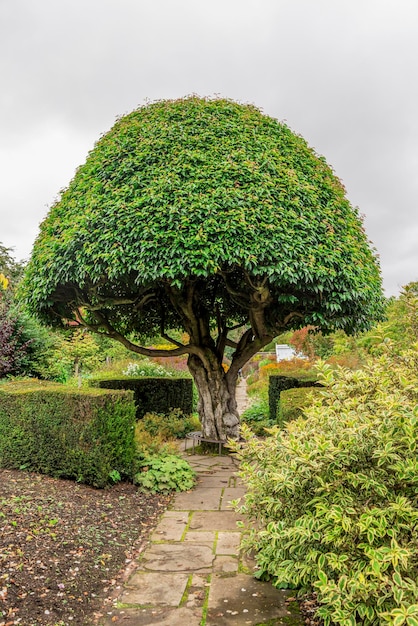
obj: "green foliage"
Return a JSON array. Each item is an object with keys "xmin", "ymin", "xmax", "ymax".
[
  {"xmin": 231, "ymin": 348, "xmax": 418, "ymax": 625},
  {"xmin": 89, "ymin": 376, "xmax": 193, "ymax": 419},
  {"xmin": 0, "ymin": 242, "xmax": 24, "ymax": 291},
  {"xmin": 134, "ymin": 422, "xmax": 179, "ymax": 457},
  {"xmin": 134, "ymin": 454, "xmax": 195, "ymax": 493},
  {"xmin": 278, "ymin": 387, "xmax": 321, "ymax": 426},
  {"xmin": 269, "ymin": 374, "xmax": 318, "ymax": 421},
  {"xmin": 0, "ymin": 380, "xmax": 136, "ymax": 488},
  {"xmin": 0, "ymin": 304, "xmax": 59, "ymax": 379},
  {"xmin": 123, "ymin": 359, "xmax": 174, "ymax": 377},
  {"xmin": 140, "ymin": 408, "xmax": 201, "ymax": 439},
  {"xmin": 240, "ymin": 397, "xmax": 273, "ymax": 435},
  {"xmin": 54, "ymin": 328, "xmax": 104, "ymax": 377},
  {"xmin": 361, "ymin": 282, "xmax": 418, "ymax": 355},
  {"xmin": 23, "ymin": 97, "xmax": 383, "ymax": 339}
]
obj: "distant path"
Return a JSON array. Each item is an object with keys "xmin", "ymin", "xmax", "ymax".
[{"xmin": 236, "ymin": 377, "xmax": 250, "ymax": 415}]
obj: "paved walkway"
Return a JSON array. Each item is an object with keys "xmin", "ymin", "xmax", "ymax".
[{"xmin": 99, "ymin": 381, "xmax": 302, "ymax": 625}]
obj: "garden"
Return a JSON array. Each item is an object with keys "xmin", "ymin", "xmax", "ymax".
[
  {"xmin": 1, "ymin": 97, "xmax": 416, "ymax": 626},
  {"xmin": 2, "ymin": 242, "xmax": 418, "ymax": 625}
]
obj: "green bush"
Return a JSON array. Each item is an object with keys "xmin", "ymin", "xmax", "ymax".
[
  {"xmin": 269, "ymin": 374, "xmax": 318, "ymax": 421},
  {"xmin": 0, "ymin": 380, "xmax": 136, "ymax": 488},
  {"xmin": 123, "ymin": 359, "xmax": 174, "ymax": 377},
  {"xmin": 89, "ymin": 376, "xmax": 193, "ymax": 418},
  {"xmin": 231, "ymin": 348, "xmax": 418, "ymax": 626},
  {"xmin": 140, "ymin": 408, "xmax": 201, "ymax": 439},
  {"xmin": 278, "ymin": 387, "xmax": 322, "ymax": 426},
  {"xmin": 134, "ymin": 454, "xmax": 195, "ymax": 493},
  {"xmin": 240, "ymin": 398, "xmax": 273, "ymax": 435}
]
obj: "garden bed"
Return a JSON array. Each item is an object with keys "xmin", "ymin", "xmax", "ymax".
[{"xmin": 0, "ymin": 469, "xmax": 171, "ymax": 625}]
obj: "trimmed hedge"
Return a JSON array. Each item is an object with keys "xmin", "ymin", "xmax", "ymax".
[
  {"xmin": 89, "ymin": 376, "xmax": 193, "ymax": 419},
  {"xmin": 0, "ymin": 380, "xmax": 136, "ymax": 488},
  {"xmin": 278, "ymin": 386, "xmax": 322, "ymax": 426},
  {"xmin": 269, "ymin": 374, "xmax": 320, "ymax": 421}
]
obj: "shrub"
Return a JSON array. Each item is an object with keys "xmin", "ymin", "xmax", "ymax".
[
  {"xmin": 134, "ymin": 454, "xmax": 195, "ymax": 493},
  {"xmin": 134, "ymin": 424, "xmax": 178, "ymax": 457},
  {"xmin": 89, "ymin": 376, "xmax": 194, "ymax": 418},
  {"xmin": 262, "ymin": 357, "xmax": 314, "ymax": 379},
  {"xmin": 240, "ymin": 398, "xmax": 273, "ymax": 436},
  {"xmin": 140, "ymin": 408, "xmax": 201, "ymax": 440},
  {"xmin": 269, "ymin": 374, "xmax": 318, "ymax": 421},
  {"xmin": 231, "ymin": 347, "xmax": 418, "ymax": 626},
  {"xmin": 0, "ymin": 380, "xmax": 136, "ymax": 488},
  {"xmin": 123, "ymin": 359, "xmax": 173, "ymax": 377},
  {"xmin": 0, "ymin": 309, "xmax": 33, "ymax": 376},
  {"xmin": 278, "ymin": 387, "xmax": 322, "ymax": 426}
]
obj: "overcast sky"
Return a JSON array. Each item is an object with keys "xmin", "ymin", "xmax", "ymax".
[{"xmin": 1, "ymin": 0, "xmax": 417, "ymax": 296}]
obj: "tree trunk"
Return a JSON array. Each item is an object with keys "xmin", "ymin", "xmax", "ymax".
[{"xmin": 188, "ymin": 352, "xmax": 240, "ymax": 441}]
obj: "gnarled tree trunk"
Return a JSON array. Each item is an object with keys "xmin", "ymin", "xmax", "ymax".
[{"xmin": 188, "ymin": 352, "xmax": 240, "ymax": 441}]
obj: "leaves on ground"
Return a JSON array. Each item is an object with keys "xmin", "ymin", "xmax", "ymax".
[{"xmin": 0, "ymin": 469, "xmax": 171, "ymax": 625}]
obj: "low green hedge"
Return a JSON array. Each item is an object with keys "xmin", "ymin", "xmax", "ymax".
[
  {"xmin": 89, "ymin": 376, "xmax": 193, "ymax": 419},
  {"xmin": 269, "ymin": 374, "xmax": 319, "ymax": 421},
  {"xmin": 0, "ymin": 380, "xmax": 136, "ymax": 488},
  {"xmin": 278, "ymin": 387, "xmax": 323, "ymax": 426}
]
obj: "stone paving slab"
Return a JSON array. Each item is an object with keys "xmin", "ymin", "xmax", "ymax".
[
  {"xmin": 187, "ymin": 455, "xmax": 236, "ymax": 468},
  {"xmin": 141, "ymin": 543, "xmax": 214, "ymax": 572},
  {"xmin": 183, "ymin": 530, "xmax": 216, "ymax": 544},
  {"xmin": 189, "ymin": 510, "xmax": 244, "ymax": 531},
  {"xmin": 120, "ymin": 572, "xmax": 189, "ymax": 606},
  {"xmin": 173, "ymin": 487, "xmax": 222, "ymax": 510},
  {"xmin": 221, "ymin": 487, "xmax": 246, "ymax": 510},
  {"xmin": 206, "ymin": 574, "xmax": 297, "ymax": 625},
  {"xmin": 213, "ymin": 554, "xmax": 239, "ymax": 574},
  {"xmin": 105, "ymin": 606, "xmax": 203, "ymax": 626},
  {"xmin": 151, "ymin": 511, "xmax": 189, "ymax": 542},
  {"xmin": 197, "ymin": 475, "xmax": 231, "ymax": 488},
  {"xmin": 216, "ymin": 531, "xmax": 242, "ymax": 554}
]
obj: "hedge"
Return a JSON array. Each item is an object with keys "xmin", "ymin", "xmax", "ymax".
[
  {"xmin": 269, "ymin": 374, "xmax": 320, "ymax": 421},
  {"xmin": 278, "ymin": 386, "xmax": 323, "ymax": 426},
  {"xmin": 89, "ymin": 376, "xmax": 193, "ymax": 419},
  {"xmin": 0, "ymin": 380, "xmax": 136, "ymax": 488}
]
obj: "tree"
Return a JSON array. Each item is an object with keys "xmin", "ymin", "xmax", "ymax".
[
  {"xmin": 21, "ymin": 97, "xmax": 384, "ymax": 439},
  {"xmin": 0, "ymin": 243, "xmax": 24, "ymax": 307},
  {"xmin": 360, "ymin": 281, "xmax": 418, "ymax": 354}
]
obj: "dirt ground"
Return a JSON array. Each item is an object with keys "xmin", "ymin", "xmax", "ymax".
[
  {"xmin": 0, "ymin": 469, "xmax": 171, "ymax": 626},
  {"xmin": 0, "ymin": 467, "xmax": 322, "ymax": 626}
]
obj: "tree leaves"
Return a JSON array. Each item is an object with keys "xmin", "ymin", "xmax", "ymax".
[{"xmin": 22, "ymin": 97, "xmax": 383, "ymax": 339}]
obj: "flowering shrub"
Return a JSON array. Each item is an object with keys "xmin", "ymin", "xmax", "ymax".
[{"xmin": 122, "ymin": 360, "xmax": 173, "ymax": 377}]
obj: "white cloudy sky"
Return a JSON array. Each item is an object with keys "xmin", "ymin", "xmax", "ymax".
[{"xmin": 1, "ymin": 0, "xmax": 417, "ymax": 296}]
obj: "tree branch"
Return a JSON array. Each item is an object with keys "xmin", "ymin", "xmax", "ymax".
[
  {"xmin": 242, "ymin": 270, "xmax": 268, "ymax": 291},
  {"xmin": 73, "ymin": 308, "xmax": 194, "ymax": 358},
  {"xmin": 282, "ymin": 311, "xmax": 304, "ymax": 326},
  {"xmin": 161, "ymin": 332, "xmax": 186, "ymax": 349}
]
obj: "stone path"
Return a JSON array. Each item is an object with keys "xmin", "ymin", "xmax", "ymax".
[
  {"xmin": 235, "ymin": 377, "xmax": 250, "ymax": 414},
  {"xmin": 99, "ymin": 381, "xmax": 302, "ymax": 625}
]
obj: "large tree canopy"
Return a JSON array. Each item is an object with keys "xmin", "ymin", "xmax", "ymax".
[{"xmin": 22, "ymin": 97, "xmax": 384, "ymax": 439}]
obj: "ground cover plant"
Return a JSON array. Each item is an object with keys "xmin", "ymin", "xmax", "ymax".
[
  {"xmin": 231, "ymin": 345, "xmax": 418, "ymax": 626},
  {"xmin": 22, "ymin": 96, "xmax": 383, "ymax": 442},
  {"xmin": 0, "ymin": 468, "xmax": 170, "ymax": 626}
]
